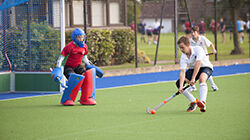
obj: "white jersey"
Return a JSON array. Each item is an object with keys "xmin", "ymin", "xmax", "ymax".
[
  {"xmin": 240, "ymin": 21, "xmax": 246, "ymax": 30},
  {"xmin": 247, "ymin": 20, "xmax": 250, "ymax": 29},
  {"xmin": 153, "ymin": 21, "xmax": 160, "ymax": 29},
  {"xmin": 190, "ymin": 35, "xmax": 212, "ymax": 54},
  {"xmin": 180, "ymin": 46, "xmax": 213, "ymax": 70}
]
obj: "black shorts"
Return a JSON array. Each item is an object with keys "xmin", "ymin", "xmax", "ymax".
[
  {"xmin": 247, "ymin": 29, "xmax": 250, "ymax": 33},
  {"xmin": 146, "ymin": 31, "xmax": 152, "ymax": 36},
  {"xmin": 139, "ymin": 29, "xmax": 145, "ymax": 35},
  {"xmin": 64, "ymin": 64, "xmax": 86, "ymax": 79},
  {"xmin": 176, "ymin": 67, "xmax": 213, "ymax": 88},
  {"xmin": 153, "ymin": 29, "xmax": 159, "ymax": 35}
]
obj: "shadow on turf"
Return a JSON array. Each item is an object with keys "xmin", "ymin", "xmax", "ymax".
[{"xmin": 16, "ymin": 104, "xmax": 97, "ymax": 108}]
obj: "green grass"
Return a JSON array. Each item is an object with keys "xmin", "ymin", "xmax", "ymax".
[
  {"xmin": 102, "ymin": 32, "xmax": 250, "ymax": 70},
  {"xmin": 138, "ymin": 32, "xmax": 249, "ymax": 61},
  {"xmin": 0, "ymin": 74, "xmax": 250, "ymax": 140}
]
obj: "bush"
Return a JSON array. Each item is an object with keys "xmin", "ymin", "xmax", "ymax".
[
  {"xmin": 65, "ymin": 28, "xmax": 136, "ymax": 66},
  {"xmin": 5, "ymin": 25, "xmax": 146, "ymax": 71},
  {"xmin": 137, "ymin": 49, "xmax": 151, "ymax": 64},
  {"xmin": 111, "ymin": 29, "xmax": 135, "ymax": 65},
  {"xmin": 6, "ymin": 21, "xmax": 60, "ymax": 71},
  {"xmin": 87, "ymin": 29, "xmax": 115, "ymax": 66}
]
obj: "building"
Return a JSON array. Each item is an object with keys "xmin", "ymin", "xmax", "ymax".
[
  {"xmin": 141, "ymin": 1, "xmax": 174, "ymax": 33},
  {"xmin": 0, "ymin": 0, "xmax": 128, "ymax": 29},
  {"xmin": 57, "ymin": 0, "xmax": 127, "ymax": 28}
]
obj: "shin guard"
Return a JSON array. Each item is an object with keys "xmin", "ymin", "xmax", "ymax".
[
  {"xmin": 80, "ymin": 68, "xmax": 96, "ymax": 102},
  {"xmin": 61, "ymin": 73, "xmax": 85, "ymax": 104},
  {"xmin": 199, "ymin": 83, "xmax": 208, "ymax": 102}
]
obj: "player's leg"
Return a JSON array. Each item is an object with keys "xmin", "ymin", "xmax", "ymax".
[
  {"xmin": 197, "ymin": 67, "xmax": 213, "ymax": 112},
  {"xmin": 79, "ymin": 68, "xmax": 96, "ymax": 105},
  {"xmin": 185, "ymin": 69, "xmax": 198, "ymax": 92},
  {"xmin": 176, "ymin": 69, "xmax": 197, "ymax": 112},
  {"xmin": 60, "ymin": 67, "xmax": 85, "ymax": 105},
  {"xmin": 142, "ymin": 32, "xmax": 146, "ymax": 43},
  {"xmin": 208, "ymin": 76, "xmax": 219, "ymax": 91},
  {"xmin": 61, "ymin": 73, "xmax": 85, "ymax": 105}
]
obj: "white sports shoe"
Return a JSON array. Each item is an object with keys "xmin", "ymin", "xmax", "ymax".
[
  {"xmin": 212, "ymin": 85, "xmax": 219, "ymax": 91},
  {"xmin": 188, "ymin": 85, "xmax": 197, "ymax": 92}
]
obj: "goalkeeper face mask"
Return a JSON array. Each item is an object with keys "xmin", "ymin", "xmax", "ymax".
[{"xmin": 72, "ymin": 28, "xmax": 86, "ymax": 48}]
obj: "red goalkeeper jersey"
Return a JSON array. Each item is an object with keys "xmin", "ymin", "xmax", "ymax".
[{"xmin": 61, "ymin": 41, "xmax": 88, "ymax": 68}]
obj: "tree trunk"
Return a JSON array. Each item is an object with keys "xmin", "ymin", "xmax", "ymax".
[{"xmin": 229, "ymin": 0, "xmax": 243, "ymax": 55}]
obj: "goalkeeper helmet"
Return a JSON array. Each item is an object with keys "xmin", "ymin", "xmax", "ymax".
[{"xmin": 72, "ymin": 28, "xmax": 86, "ymax": 48}]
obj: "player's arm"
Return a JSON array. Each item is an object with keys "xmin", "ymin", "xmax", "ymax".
[
  {"xmin": 203, "ymin": 36, "xmax": 217, "ymax": 54},
  {"xmin": 209, "ymin": 44, "xmax": 217, "ymax": 54},
  {"xmin": 51, "ymin": 55, "xmax": 65, "ymax": 82},
  {"xmin": 223, "ymin": 24, "xmax": 226, "ymax": 31},
  {"xmin": 179, "ymin": 55, "xmax": 187, "ymax": 93},
  {"xmin": 51, "ymin": 45, "xmax": 68, "ymax": 82},
  {"xmin": 83, "ymin": 55, "xmax": 104, "ymax": 78},
  {"xmin": 56, "ymin": 55, "xmax": 65, "ymax": 67},
  {"xmin": 82, "ymin": 55, "xmax": 91, "ymax": 65},
  {"xmin": 178, "ymin": 69, "xmax": 186, "ymax": 93}
]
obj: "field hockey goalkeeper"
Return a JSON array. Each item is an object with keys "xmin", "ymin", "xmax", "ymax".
[{"xmin": 51, "ymin": 28, "xmax": 104, "ymax": 106}]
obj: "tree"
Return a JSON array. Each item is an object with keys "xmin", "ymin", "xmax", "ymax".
[
  {"xmin": 228, "ymin": 0, "xmax": 243, "ymax": 54},
  {"xmin": 127, "ymin": 0, "xmax": 141, "ymax": 26},
  {"xmin": 219, "ymin": 0, "xmax": 248, "ymax": 54}
]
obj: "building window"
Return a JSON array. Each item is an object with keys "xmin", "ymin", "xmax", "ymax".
[
  {"xmin": 72, "ymin": 1, "xmax": 84, "ymax": 26},
  {"xmin": 109, "ymin": 2, "xmax": 120, "ymax": 24},
  {"xmin": 91, "ymin": 0, "xmax": 106, "ymax": 26}
]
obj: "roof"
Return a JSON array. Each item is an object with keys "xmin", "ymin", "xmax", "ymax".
[{"xmin": 141, "ymin": 1, "xmax": 174, "ymax": 19}]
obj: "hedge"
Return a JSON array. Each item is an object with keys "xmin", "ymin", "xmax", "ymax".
[
  {"xmin": 66, "ymin": 28, "xmax": 139, "ymax": 66},
  {"xmin": 5, "ymin": 21, "xmax": 60, "ymax": 71},
  {"xmin": 5, "ymin": 23, "xmax": 149, "ymax": 72}
]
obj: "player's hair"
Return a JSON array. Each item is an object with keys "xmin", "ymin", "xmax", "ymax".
[
  {"xmin": 192, "ymin": 26, "xmax": 199, "ymax": 32},
  {"xmin": 177, "ymin": 36, "xmax": 190, "ymax": 45}
]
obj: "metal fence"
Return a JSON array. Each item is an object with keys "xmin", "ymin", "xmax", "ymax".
[
  {"xmin": 0, "ymin": 0, "xmax": 130, "ymax": 72},
  {"xmin": 0, "ymin": 0, "xmax": 249, "ymax": 72},
  {"xmin": 0, "ymin": 0, "xmax": 61, "ymax": 72},
  {"xmin": 135, "ymin": 0, "xmax": 249, "ymax": 65}
]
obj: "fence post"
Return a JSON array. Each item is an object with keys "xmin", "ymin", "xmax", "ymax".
[
  {"xmin": 154, "ymin": 0, "xmax": 166, "ymax": 66},
  {"xmin": 60, "ymin": 0, "xmax": 66, "ymax": 93},
  {"xmin": 27, "ymin": 0, "xmax": 32, "ymax": 71},
  {"xmin": 83, "ymin": 0, "xmax": 87, "ymax": 35},
  {"xmin": 214, "ymin": 0, "xmax": 218, "ymax": 61},
  {"xmin": 134, "ymin": 0, "xmax": 138, "ymax": 68},
  {"xmin": 174, "ymin": 0, "xmax": 179, "ymax": 64}
]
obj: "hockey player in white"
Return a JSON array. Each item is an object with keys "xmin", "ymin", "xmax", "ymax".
[
  {"xmin": 189, "ymin": 26, "xmax": 219, "ymax": 91},
  {"xmin": 176, "ymin": 36, "xmax": 213, "ymax": 112}
]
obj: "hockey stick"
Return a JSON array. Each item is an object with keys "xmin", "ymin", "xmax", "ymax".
[
  {"xmin": 146, "ymin": 85, "xmax": 190, "ymax": 114},
  {"xmin": 206, "ymin": 53, "xmax": 214, "ymax": 56},
  {"xmin": 50, "ymin": 68, "xmax": 68, "ymax": 88}
]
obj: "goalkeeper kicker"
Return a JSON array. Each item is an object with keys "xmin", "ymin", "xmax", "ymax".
[{"xmin": 51, "ymin": 28, "xmax": 104, "ymax": 106}]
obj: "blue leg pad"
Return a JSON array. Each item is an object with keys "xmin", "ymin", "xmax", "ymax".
[{"xmin": 61, "ymin": 73, "xmax": 85, "ymax": 104}]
